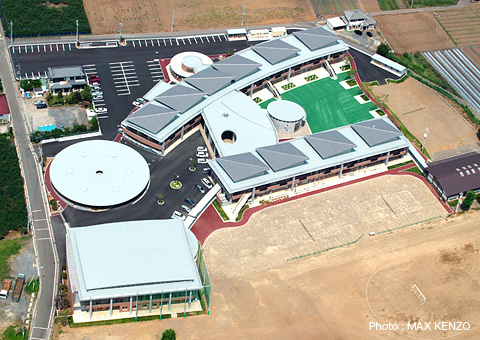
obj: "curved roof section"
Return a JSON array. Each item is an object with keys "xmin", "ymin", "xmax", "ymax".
[
  {"xmin": 185, "ymin": 67, "xmax": 235, "ymax": 95},
  {"xmin": 209, "ymin": 117, "xmax": 410, "ymax": 194},
  {"xmin": 212, "ymin": 54, "xmax": 261, "ymax": 80},
  {"xmin": 257, "ymin": 142, "xmax": 309, "ymax": 172},
  {"xmin": 121, "ymin": 26, "xmax": 349, "ymax": 143},
  {"xmin": 154, "ymin": 83, "xmax": 205, "ymax": 113},
  {"xmin": 169, "ymin": 51, "xmax": 213, "ymax": 78},
  {"xmin": 305, "ymin": 130, "xmax": 357, "ymax": 159},
  {"xmin": 252, "ymin": 39, "xmax": 301, "ymax": 65},
  {"xmin": 125, "ymin": 101, "xmax": 179, "ymax": 134},
  {"xmin": 351, "ymin": 118, "xmax": 403, "ymax": 147},
  {"xmin": 202, "ymin": 91, "xmax": 277, "ymax": 157},
  {"xmin": 67, "ymin": 219, "xmax": 202, "ymax": 300},
  {"xmin": 50, "ymin": 140, "xmax": 150, "ymax": 207},
  {"xmin": 293, "ymin": 27, "xmax": 339, "ymax": 51}
]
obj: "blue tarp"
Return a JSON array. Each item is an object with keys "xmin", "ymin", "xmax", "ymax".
[{"xmin": 38, "ymin": 124, "xmax": 56, "ymax": 132}]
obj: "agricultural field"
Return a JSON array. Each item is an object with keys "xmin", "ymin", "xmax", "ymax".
[
  {"xmin": 464, "ymin": 46, "xmax": 480, "ymax": 69},
  {"xmin": 376, "ymin": 12, "xmax": 455, "ymax": 53},
  {"xmin": 316, "ymin": 0, "xmax": 360, "ymax": 17},
  {"xmin": 436, "ymin": 3, "xmax": 480, "ymax": 47},
  {"xmin": 83, "ymin": 0, "xmax": 316, "ymax": 35},
  {"xmin": 0, "ymin": 0, "xmax": 90, "ymax": 37}
]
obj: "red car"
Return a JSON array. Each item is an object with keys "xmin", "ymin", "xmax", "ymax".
[{"xmin": 88, "ymin": 74, "xmax": 100, "ymax": 84}]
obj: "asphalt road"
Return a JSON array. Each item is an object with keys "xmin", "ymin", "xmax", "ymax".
[
  {"xmin": 0, "ymin": 27, "xmax": 58, "ymax": 340},
  {"xmin": 349, "ymin": 48, "xmax": 401, "ymax": 85},
  {"xmin": 63, "ymin": 130, "xmax": 209, "ymax": 227}
]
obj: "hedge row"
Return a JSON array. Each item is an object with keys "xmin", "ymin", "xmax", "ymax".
[
  {"xmin": 0, "ymin": 133, "xmax": 28, "ymax": 239},
  {"xmin": 0, "ymin": 0, "xmax": 91, "ymax": 37},
  {"xmin": 29, "ymin": 116, "xmax": 99, "ymax": 143}
]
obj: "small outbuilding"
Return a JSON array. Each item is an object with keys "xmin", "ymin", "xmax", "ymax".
[{"xmin": 425, "ymin": 151, "xmax": 480, "ymax": 201}]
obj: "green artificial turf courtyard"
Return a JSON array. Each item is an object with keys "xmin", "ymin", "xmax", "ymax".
[{"xmin": 260, "ymin": 73, "xmax": 377, "ymax": 133}]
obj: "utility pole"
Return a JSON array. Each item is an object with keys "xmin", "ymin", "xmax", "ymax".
[
  {"xmin": 241, "ymin": 4, "xmax": 246, "ymax": 26},
  {"xmin": 171, "ymin": 8, "xmax": 175, "ymax": 32},
  {"xmin": 10, "ymin": 21, "xmax": 13, "ymax": 47},
  {"xmin": 410, "ymin": 0, "xmax": 414, "ymax": 8},
  {"xmin": 75, "ymin": 20, "xmax": 79, "ymax": 45},
  {"xmin": 421, "ymin": 127, "xmax": 428, "ymax": 152},
  {"xmin": 119, "ymin": 22, "xmax": 123, "ymax": 41}
]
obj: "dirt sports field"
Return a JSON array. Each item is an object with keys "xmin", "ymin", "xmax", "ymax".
[
  {"xmin": 437, "ymin": 3, "xmax": 480, "ymax": 47},
  {"xmin": 82, "ymin": 0, "xmax": 316, "ymax": 34},
  {"xmin": 372, "ymin": 77, "xmax": 478, "ymax": 160},
  {"xmin": 376, "ymin": 12, "xmax": 455, "ymax": 53},
  {"xmin": 53, "ymin": 175, "xmax": 480, "ymax": 340}
]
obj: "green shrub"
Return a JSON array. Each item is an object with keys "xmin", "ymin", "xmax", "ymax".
[
  {"xmin": 161, "ymin": 329, "xmax": 176, "ymax": 340},
  {"xmin": 462, "ymin": 191, "xmax": 475, "ymax": 210},
  {"xmin": 253, "ymin": 97, "xmax": 262, "ymax": 104},
  {"xmin": 281, "ymin": 83, "xmax": 296, "ymax": 91},
  {"xmin": 20, "ymin": 79, "xmax": 42, "ymax": 91},
  {"xmin": 346, "ymin": 78, "xmax": 357, "ymax": 87},
  {"xmin": 49, "ymin": 199, "xmax": 58, "ymax": 211}
]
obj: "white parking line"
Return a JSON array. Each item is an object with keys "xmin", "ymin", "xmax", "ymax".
[
  {"xmin": 36, "ymin": 238, "xmax": 51, "ymax": 241},
  {"xmin": 31, "ymin": 45, "xmax": 33, "ymax": 52},
  {"xmin": 44, "ymin": 71, "xmax": 47, "ymax": 77},
  {"xmin": 170, "ymin": 39, "xmax": 173, "ymax": 46},
  {"xmin": 151, "ymin": 39, "xmax": 154, "ymax": 46},
  {"xmin": 24, "ymin": 45, "xmax": 27, "ymax": 53},
  {"xmin": 212, "ymin": 35, "xmax": 216, "ymax": 42},
  {"xmin": 132, "ymin": 40, "xmax": 136, "ymax": 48},
  {"xmin": 37, "ymin": 45, "xmax": 40, "ymax": 52},
  {"xmin": 139, "ymin": 40, "xmax": 142, "ymax": 47},
  {"xmin": 56, "ymin": 44, "xmax": 58, "ymax": 51},
  {"xmin": 194, "ymin": 37, "xmax": 198, "ymax": 43},
  {"xmin": 200, "ymin": 36, "xmax": 204, "ymax": 43},
  {"xmin": 157, "ymin": 39, "xmax": 160, "ymax": 46},
  {"xmin": 206, "ymin": 36, "xmax": 210, "ymax": 42},
  {"xmin": 62, "ymin": 43, "xmax": 65, "ymax": 51},
  {"xmin": 144, "ymin": 39, "xmax": 148, "ymax": 46},
  {"xmin": 69, "ymin": 43, "xmax": 71, "ymax": 50},
  {"xmin": 44, "ymin": 45, "xmax": 46, "ymax": 52}
]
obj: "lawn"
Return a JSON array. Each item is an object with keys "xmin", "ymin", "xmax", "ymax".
[
  {"xmin": 0, "ymin": 237, "xmax": 27, "ymax": 281},
  {"xmin": 261, "ymin": 73, "xmax": 377, "ymax": 133}
]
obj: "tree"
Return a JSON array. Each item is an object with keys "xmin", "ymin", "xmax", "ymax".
[
  {"xmin": 161, "ymin": 329, "xmax": 176, "ymax": 340},
  {"xmin": 377, "ymin": 43, "xmax": 391, "ymax": 57},
  {"xmin": 462, "ymin": 191, "xmax": 475, "ymax": 210},
  {"xmin": 189, "ymin": 158, "xmax": 196, "ymax": 170},
  {"xmin": 476, "ymin": 128, "xmax": 480, "ymax": 141},
  {"xmin": 157, "ymin": 193, "xmax": 164, "ymax": 204}
]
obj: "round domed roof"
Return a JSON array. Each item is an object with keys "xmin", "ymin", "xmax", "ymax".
[
  {"xmin": 267, "ymin": 100, "xmax": 306, "ymax": 122},
  {"xmin": 50, "ymin": 140, "xmax": 150, "ymax": 208}
]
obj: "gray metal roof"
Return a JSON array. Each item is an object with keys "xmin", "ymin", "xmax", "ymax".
[
  {"xmin": 293, "ymin": 27, "xmax": 339, "ymax": 51},
  {"xmin": 184, "ymin": 67, "xmax": 235, "ymax": 95},
  {"xmin": 154, "ymin": 84, "xmax": 205, "ymax": 113},
  {"xmin": 305, "ymin": 130, "xmax": 357, "ymax": 159},
  {"xmin": 217, "ymin": 152, "xmax": 269, "ymax": 182},
  {"xmin": 257, "ymin": 142, "xmax": 309, "ymax": 172},
  {"xmin": 426, "ymin": 151, "xmax": 480, "ymax": 197},
  {"xmin": 67, "ymin": 219, "xmax": 203, "ymax": 300},
  {"xmin": 212, "ymin": 54, "xmax": 262, "ymax": 80},
  {"xmin": 344, "ymin": 9, "xmax": 376, "ymax": 25},
  {"xmin": 126, "ymin": 102, "xmax": 179, "ymax": 134},
  {"xmin": 252, "ymin": 39, "xmax": 301, "ymax": 65},
  {"xmin": 351, "ymin": 118, "xmax": 402, "ymax": 147},
  {"xmin": 48, "ymin": 65, "xmax": 85, "ymax": 79}
]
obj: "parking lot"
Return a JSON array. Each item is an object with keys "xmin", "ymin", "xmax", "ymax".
[{"xmin": 62, "ymin": 130, "xmax": 212, "ymax": 227}]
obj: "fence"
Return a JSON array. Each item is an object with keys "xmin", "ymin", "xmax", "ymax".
[{"xmin": 287, "ymin": 233, "xmax": 364, "ymax": 261}]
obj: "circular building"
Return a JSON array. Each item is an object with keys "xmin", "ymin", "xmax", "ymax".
[
  {"xmin": 49, "ymin": 140, "xmax": 150, "ymax": 209},
  {"xmin": 267, "ymin": 100, "xmax": 306, "ymax": 134},
  {"xmin": 169, "ymin": 51, "xmax": 213, "ymax": 81}
]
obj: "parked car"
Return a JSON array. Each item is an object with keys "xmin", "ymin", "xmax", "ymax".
[
  {"xmin": 354, "ymin": 30, "xmax": 362, "ymax": 36},
  {"xmin": 194, "ymin": 184, "xmax": 205, "ymax": 194},
  {"xmin": 93, "ymin": 95, "xmax": 103, "ymax": 100},
  {"xmin": 132, "ymin": 98, "xmax": 146, "ymax": 107},
  {"xmin": 202, "ymin": 167, "xmax": 211, "ymax": 174},
  {"xmin": 201, "ymin": 177, "xmax": 213, "ymax": 189},
  {"xmin": 197, "ymin": 146, "xmax": 207, "ymax": 152},
  {"xmin": 181, "ymin": 205, "xmax": 191, "ymax": 213},
  {"xmin": 90, "ymin": 85, "xmax": 101, "ymax": 91},
  {"xmin": 95, "ymin": 107, "xmax": 107, "ymax": 113},
  {"xmin": 197, "ymin": 151, "xmax": 208, "ymax": 158},
  {"xmin": 33, "ymin": 100, "xmax": 46, "ymax": 106},
  {"xmin": 366, "ymin": 31, "xmax": 373, "ymax": 37},
  {"xmin": 36, "ymin": 103, "xmax": 47, "ymax": 109},
  {"xmin": 197, "ymin": 158, "xmax": 208, "ymax": 164},
  {"xmin": 184, "ymin": 197, "xmax": 196, "ymax": 206},
  {"xmin": 171, "ymin": 211, "xmax": 185, "ymax": 220},
  {"xmin": 92, "ymin": 91, "xmax": 103, "ymax": 96},
  {"xmin": 88, "ymin": 74, "xmax": 100, "ymax": 83}
]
